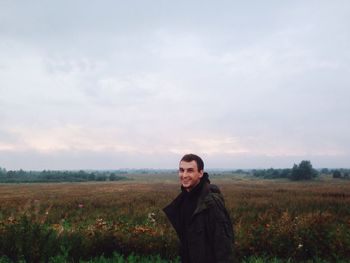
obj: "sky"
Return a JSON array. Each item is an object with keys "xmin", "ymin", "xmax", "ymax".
[{"xmin": 1, "ymin": 1, "xmax": 350, "ymax": 170}]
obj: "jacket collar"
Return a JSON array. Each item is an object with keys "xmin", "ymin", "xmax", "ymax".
[
  {"xmin": 190, "ymin": 181, "xmax": 210, "ymax": 220},
  {"xmin": 163, "ymin": 178, "xmax": 211, "ymax": 229}
]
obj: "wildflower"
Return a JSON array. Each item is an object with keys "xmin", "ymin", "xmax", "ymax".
[
  {"xmin": 148, "ymin": 212, "xmax": 156, "ymax": 224},
  {"xmin": 95, "ymin": 218, "xmax": 107, "ymax": 229},
  {"xmin": 7, "ymin": 216, "xmax": 15, "ymax": 223},
  {"xmin": 78, "ymin": 204, "xmax": 84, "ymax": 208},
  {"xmin": 52, "ymin": 224, "xmax": 64, "ymax": 235},
  {"xmin": 133, "ymin": 225, "xmax": 156, "ymax": 235}
]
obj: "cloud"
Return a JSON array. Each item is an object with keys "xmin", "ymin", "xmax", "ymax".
[{"xmin": 0, "ymin": 1, "xmax": 349, "ymax": 169}]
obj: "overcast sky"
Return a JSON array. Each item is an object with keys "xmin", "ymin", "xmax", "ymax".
[{"xmin": 1, "ymin": 1, "xmax": 349, "ymax": 170}]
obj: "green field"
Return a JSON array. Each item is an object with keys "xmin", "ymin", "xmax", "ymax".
[{"xmin": 0, "ymin": 175, "xmax": 349, "ymax": 262}]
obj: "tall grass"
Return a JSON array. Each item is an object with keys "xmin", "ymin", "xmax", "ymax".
[{"xmin": 0, "ymin": 179, "xmax": 349, "ymax": 262}]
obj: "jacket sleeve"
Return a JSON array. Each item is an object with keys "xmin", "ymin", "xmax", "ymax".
[{"xmin": 208, "ymin": 195, "xmax": 235, "ymax": 263}]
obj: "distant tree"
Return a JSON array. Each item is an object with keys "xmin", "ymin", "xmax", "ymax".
[
  {"xmin": 291, "ymin": 164, "xmax": 299, "ymax": 180},
  {"xmin": 280, "ymin": 169, "xmax": 291, "ymax": 178},
  {"xmin": 6, "ymin": 170, "xmax": 16, "ymax": 179},
  {"xmin": 109, "ymin": 173, "xmax": 119, "ymax": 181},
  {"xmin": 251, "ymin": 168, "xmax": 291, "ymax": 179},
  {"xmin": 290, "ymin": 160, "xmax": 318, "ymax": 181},
  {"xmin": 95, "ymin": 175, "xmax": 107, "ymax": 181},
  {"xmin": 0, "ymin": 167, "xmax": 6, "ymax": 177},
  {"xmin": 333, "ymin": 170, "xmax": 342, "ymax": 178},
  {"xmin": 88, "ymin": 173, "xmax": 96, "ymax": 181},
  {"xmin": 252, "ymin": 169, "xmax": 264, "ymax": 177},
  {"xmin": 321, "ymin": 168, "xmax": 330, "ymax": 174},
  {"xmin": 18, "ymin": 169, "xmax": 26, "ymax": 177}
]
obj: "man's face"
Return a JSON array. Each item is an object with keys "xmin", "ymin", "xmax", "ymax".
[{"xmin": 179, "ymin": 160, "xmax": 203, "ymax": 192}]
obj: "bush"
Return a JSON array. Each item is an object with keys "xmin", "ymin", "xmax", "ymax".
[
  {"xmin": 0, "ymin": 216, "xmax": 60, "ymax": 262},
  {"xmin": 291, "ymin": 161, "xmax": 318, "ymax": 181},
  {"xmin": 333, "ymin": 170, "xmax": 342, "ymax": 178}
]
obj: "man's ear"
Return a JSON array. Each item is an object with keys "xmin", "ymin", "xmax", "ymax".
[{"xmin": 199, "ymin": 170, "xmax": 204, "ymax": 178}]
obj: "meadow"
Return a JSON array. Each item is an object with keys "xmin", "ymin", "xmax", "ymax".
[{"xmin": 0, "ymin": 175, "xmax": 349, "ymax": 262}]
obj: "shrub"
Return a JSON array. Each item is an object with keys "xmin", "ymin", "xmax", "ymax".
[{"xmin": 0, "ymin": 216, "xmax": 60, "ymax": 262}]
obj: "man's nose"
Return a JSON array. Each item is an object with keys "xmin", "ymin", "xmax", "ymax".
[{"xmin": 183, "ymin": 171, "xmax": 190, "ymax": 177}]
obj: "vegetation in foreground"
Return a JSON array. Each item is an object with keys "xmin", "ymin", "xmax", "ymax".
[
  {"xmin": 0, "ymin": 178, "xmax": 349, "ymax": 262},
  {"xmin": 1, "ymin": 254, "xmax": 346, "ymax": 263}
]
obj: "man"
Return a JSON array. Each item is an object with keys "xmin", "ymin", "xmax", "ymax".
[{"xmin": 163, "ymin": 154, "xmax": 234, "ymax": 263}]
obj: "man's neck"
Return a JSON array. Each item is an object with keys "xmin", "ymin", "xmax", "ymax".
[{"xmin": 184, "ymin": 179, "xmax": 203, "ymax": 193}]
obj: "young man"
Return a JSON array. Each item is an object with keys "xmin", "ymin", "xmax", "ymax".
[{"xmin": 163, "ymin": 154, "xmax": 234, "ymax": 263}]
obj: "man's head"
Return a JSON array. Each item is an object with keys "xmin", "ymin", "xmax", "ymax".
[{"xmin": 179, "ymin": 154, "xmax": 204, "ymax": 192}]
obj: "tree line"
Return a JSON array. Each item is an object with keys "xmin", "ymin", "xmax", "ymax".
[
  {"xmin": 252, "ymin": 160, "xmax": 350, "ymax": 180},
  {"xmin": 252, "ymin": 160, "xmax": 318, "ymax": 180},
  {"xmin": 1, "ymin": 161, "xmax": 349, "ymax": 183},
  {"xmin": 329, "ymin": 168, "xmax": 350, "ymax": 179},
  {"xmin": 0, "ymin": 168, "xmax": 127, "ymax": 183}
]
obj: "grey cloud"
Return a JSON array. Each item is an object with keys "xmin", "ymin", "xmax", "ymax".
[
  {"xmin": 0, "ymin": 129, "xmax": 21, "ymax": 144},
  {"xmin": 1, "ymin": 1, "xmax": 350, "ymax": 169}
]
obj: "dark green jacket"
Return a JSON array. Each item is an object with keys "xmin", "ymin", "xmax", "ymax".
[{"xmin": 163, "ymin": 181, "xmax": 235, "ymax": 263}]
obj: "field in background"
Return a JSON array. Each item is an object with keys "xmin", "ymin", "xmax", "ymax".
[{"xmin": 0, "ymin": 175, "xmax": 349, "ymax": 262}]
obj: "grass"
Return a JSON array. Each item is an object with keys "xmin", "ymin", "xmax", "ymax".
[{"xmin": 0, "ymin": 176, "xmax": 350, "ymax": 262}]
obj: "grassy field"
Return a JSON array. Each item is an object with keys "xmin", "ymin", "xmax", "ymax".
[{"xmin": 0, "ymin": 175, "xmax": 349, "ymax": 262}]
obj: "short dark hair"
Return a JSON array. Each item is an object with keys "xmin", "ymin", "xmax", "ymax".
[{"xmin": 180, "ymin": 154, "xmax": 204, "ymax": 172}]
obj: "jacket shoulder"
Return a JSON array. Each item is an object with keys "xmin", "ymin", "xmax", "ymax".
[
  {"xmin": 204, "ymin": 190, "xmax": 226, "ymax": 211},
  {"xmin": 209, "ymin": 184, "xmax": 221, "ymax": 194}
]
